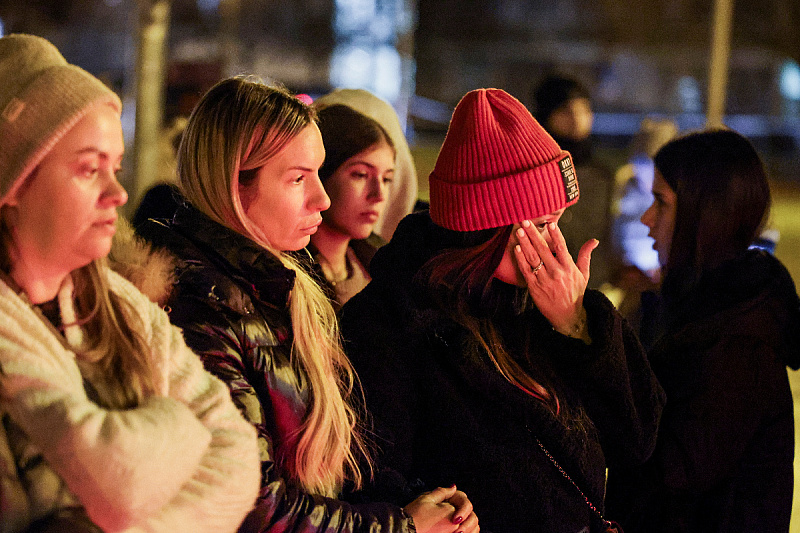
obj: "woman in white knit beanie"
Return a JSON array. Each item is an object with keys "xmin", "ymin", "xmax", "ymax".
[{"xmin": 0, "ymin": 34, "xmax": 260, "ymax": 533}]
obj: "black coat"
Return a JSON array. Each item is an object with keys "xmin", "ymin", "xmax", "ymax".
[
  {"xmin": 339, "ymin": 212, "xmax": 665, "ymax": 533},
  {"xmin": 137, "ymin": 204, "xmax": 416, "ymax": 533},
  {"xmin": 605, "ymin": 250, "xmax": 800, "ymax": 533}
]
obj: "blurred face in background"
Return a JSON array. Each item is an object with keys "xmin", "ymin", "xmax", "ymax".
[
  {"xmin": 320, "ymin": 141, "xmax": 394, "ymax": 240},
  {"xmin": 240, "ymin": 123, "xmax": 330, "ymax": 252},
  {"xmin": 641, "ymin": 170, "xmax": 677, "ymax": 268},
  {"xmin": 546, "ymin": 97, "xmax": 594, "ymax": 142},
  {"xmin": 6, "ymin": 104, "xmax": 127, "ymax": 289}
]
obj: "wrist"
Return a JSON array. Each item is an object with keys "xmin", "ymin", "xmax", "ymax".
[{"xmin": 553, "ymin": 308, "xmax": 590, "ymax": 343}]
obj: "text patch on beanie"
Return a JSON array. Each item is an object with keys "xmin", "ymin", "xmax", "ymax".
[{"xmin": 558, "ymin": 154, "xmax": 579, "ymax": 202}]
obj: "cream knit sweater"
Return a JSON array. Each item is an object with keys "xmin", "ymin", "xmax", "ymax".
[{"xmin": 0, "ymin": 268, "xmax": 260, "ymax": 533}]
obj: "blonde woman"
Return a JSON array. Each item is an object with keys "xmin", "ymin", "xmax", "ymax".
[
  {"xmin": 137, "ymin": 77, "xmax": 479, "ymax": 533},
  {"xmin": 0, "ymin": 34, "xmax": 260, "ymax": 533}
]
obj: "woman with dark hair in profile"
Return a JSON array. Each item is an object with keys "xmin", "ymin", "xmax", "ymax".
[
  {"xmin": 605, "ymin": 128, "xmax": 800, "ymax": 533},
  {"xmin": 307, "ymin": 104, "xmax": 395, "ymax": 309}
]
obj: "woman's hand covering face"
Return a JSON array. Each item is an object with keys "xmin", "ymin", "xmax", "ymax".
[{"xmin": 514, "ymin": 220, "xmax": 597, "ymax": 341}]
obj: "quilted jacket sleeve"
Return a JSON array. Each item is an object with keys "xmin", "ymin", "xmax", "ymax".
[{"xmin": 168, "ymin": 291, "xmax": 416, "ymax": 533}]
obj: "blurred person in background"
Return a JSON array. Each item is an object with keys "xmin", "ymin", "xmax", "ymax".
[
  {"xmin": 532, "ymin": 74, "xmax": 616, "ymax": 290},
  {"xmin": 0, "ymin": 34, "xmax": 260, "ymax": 533},
  {"xmin": 340, "ymin": 88, "xmax": 664, "ymax": 533},
  {"xmin": 137, "ymin": 76, "xmax": 479, "ymax": 533},
  {"xmin": 306, "ymin": 104, "xmax": 394, "ymax": 310},
  {"xmin": 131, "ymin": 116, "xmax": 188, "ymax": 229},
  {"xmin": 605, "ymin": 128, "xmax": 800, "ymax": 533},
  {"xmin": 606, "ymin": 117, "xmax": 678, "ymax": 326}
]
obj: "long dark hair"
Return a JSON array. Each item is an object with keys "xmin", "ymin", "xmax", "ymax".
[
  {"xmin": 415, "ymin": 225, "xmax": 561, "ymax": 413},
  {"xmin": 315, "ymin": 104, "xmax": 395, "ymax": 181},
  {"xmin": 654, "ymin": 128, "xmax": 771, "ymax": 302}
]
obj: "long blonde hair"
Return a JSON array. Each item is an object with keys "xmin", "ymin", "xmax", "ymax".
[
  {"xmin": 0, "ymin": 206, "xmax": 157, "ymax": 410},
  {"xmin": 177, "ymin": 77, "xmax": 368, "ymax": 497}
]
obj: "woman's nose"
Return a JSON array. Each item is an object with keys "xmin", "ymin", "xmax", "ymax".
[
  {"xmin": 368, "ymin": 177, "xmax": 387, "ymax": 203},
  {"xmin": 640, "ymin": 204, "xmax": 655, "ymax": 227},
  {"xmin": 309, "ymin": 174, "xmax": 331, "ymax": 212},
  {"xmin": 102, "ymin": 170, "xmax": 128, "ymax": 207}
]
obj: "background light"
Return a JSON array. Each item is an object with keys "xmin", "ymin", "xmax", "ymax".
[{"xmin": 780, "ymin": 60, "xmax": 800, "ymax": 101}]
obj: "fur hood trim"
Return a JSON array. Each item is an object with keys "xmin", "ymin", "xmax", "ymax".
[{"xmin": 108, "ymin": 217, "xmax": 177, "ymax": 306}]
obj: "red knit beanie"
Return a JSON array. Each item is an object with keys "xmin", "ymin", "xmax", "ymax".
[{"xmin": 429, "ymin": 88, "xmax": 579, "ymax": 231}]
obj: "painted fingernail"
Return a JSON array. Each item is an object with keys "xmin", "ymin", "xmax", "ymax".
[{"xmin": 454, "ymin": 516, "xmax": 464, "ymax": 524}]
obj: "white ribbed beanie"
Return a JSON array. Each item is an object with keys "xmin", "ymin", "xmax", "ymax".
[{"xmin": 0, "ymin": 34, "xmax": 122, "ymax": 204}]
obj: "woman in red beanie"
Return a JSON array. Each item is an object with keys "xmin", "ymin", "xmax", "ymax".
[{"xmin": 339, "ymin": 88, "xmax": 665, "ymax": 533}]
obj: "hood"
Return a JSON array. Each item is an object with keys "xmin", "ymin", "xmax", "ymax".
[{"xmin": 313, "ymin": 88, "xmax": 417, "ymax": 241}]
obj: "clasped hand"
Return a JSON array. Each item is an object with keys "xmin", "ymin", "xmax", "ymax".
[{"xmin": 403, "ymin": 484, "xmax": 479, "ymax": 533}]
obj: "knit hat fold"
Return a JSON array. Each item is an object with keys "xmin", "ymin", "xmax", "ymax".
[
  {"xmin": 0, "ymin": 34, "xmax": 122, "ymax": 205},
  {"xmin": 429, "ymin": 88, "xmax": 579, "ymax": 232}
]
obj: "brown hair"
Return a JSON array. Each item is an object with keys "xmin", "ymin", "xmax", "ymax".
[
  {"xmin": 316, "ymin": 104, "xmax": 395, "ymax": 182},
  {"xmin": 654, "ymin": 128, "xmax": 771, "ymax": 303}
]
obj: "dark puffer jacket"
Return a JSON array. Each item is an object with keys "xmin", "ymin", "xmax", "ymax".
[
  {"xmin": 137, "ymin": 203, "xmax": 415, "ymax": 533},
  {"xmin": 605, "ymin": 249, "xmax": 800, "ymax": 533},
  {"xmin": 338, "ymin": 211, "xmax": 666, "ymax": 533}
]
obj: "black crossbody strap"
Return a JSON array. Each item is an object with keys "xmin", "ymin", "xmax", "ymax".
[{"xmin": 536, "ymin": 438, "xmax": 618, "ymax": 531}]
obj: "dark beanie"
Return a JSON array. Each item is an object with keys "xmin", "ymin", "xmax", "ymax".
[{"xmin": 532, "ymin": 75, "xmax": 590, "ymax": 126}]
